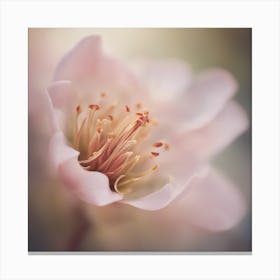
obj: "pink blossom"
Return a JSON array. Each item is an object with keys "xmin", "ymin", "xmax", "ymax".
[{"xmin": 46, "ymin": 35, "xmax": 248, "ymax": 231}]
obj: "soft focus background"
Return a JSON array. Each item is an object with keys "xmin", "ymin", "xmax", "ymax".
[{"xmin": 28, "ymin": 28, "xmax": 251, "ymax": 252}]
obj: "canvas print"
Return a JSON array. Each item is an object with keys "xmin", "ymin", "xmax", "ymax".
[{"xmin": 28, "ymin": 28, "xmax": 251, "ymax": 252}]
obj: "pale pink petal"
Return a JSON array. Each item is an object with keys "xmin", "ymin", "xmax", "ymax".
[
  {"xmin": 122, "ymin": 168, "xmax": 207, "ymax": 211},
  {"xmin": 132, "ymin": 59, "xmax": 192, "ymax": 101},
  {"xmin": 172, "ymin": 68, "xmax": 238, "ymax": 130},
  {"xmin": 29, "ymin": 88, "xmax": 61, "ymax": 135},
  {"xmin": 122, "ymin": 182, "xmax": 178, "ymax": 211},
  {"xmin": 158, "ymin": 136, "xmax": 205, "ymax": 184},
  {"xmin": 54, "ymin": 35, "xmax": 102, "ymax": 82},
  {"xmin": 47, "ymin": 80, "xmax": 77, "ymax": 113},
  {"xmin": 53, "ymin": 35, "xmax": 143, "ymax": 100},
  {"xmin": 58, "ymin": 157, "xmax": 123, "ymax": 206},
  {"xmin": 171, "ymin": 168, "xmax": 247, "ymax": 231},
  {"xmin": 178, "ymin": 101, "xmax": 249, "ymax": 159},
  {"xmin": 47, "ymin": 81, "xmax": 91, "ymax": 132},
  {"xmin": 49, "ymin": 131, "xmax": 79, "ymax": 170}
]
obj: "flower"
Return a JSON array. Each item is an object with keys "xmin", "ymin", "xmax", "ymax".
[{"xmin": 46, "ymin": 35, "xmax": 248, "ymax": 231}]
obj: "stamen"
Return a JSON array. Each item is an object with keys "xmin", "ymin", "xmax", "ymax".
[
  {"xmin": 114, "ymin": 164, "xmax": 159, "ymax": 193},
  {"xmin": 80, "ymin": 139, "xmax": 111, "ymax": 165},
  {"xmin": 89, "ymin": 104, "xmax": 100, "ymax": 110},
  {"xmin": 97, "ymin": 140, "xmax": 136, "ymax": 171},
  {"xmin": 87, "ymin": 105, "xmax": 100, "ymax": 145},
  {"xmin": 76, "ymin": 105, "xmax": 81, "ymax": 114},
  {"xmin": 71, "ymin": 99, "xmax": 168, "ymax": 194},
  {"xmin": 74, "ymin": 118, "xmax": 87, "ymax": 149},
  {"xmin": 153, "ymin": 142, "xmax": 163, "ymax": 148},
  {"xmin": 125, "ymin": 105, "xmax": 130, "ymax": 113},
  {"xmin": 74, "ymin": 105, "xmax": 82, "ymax": 144},
  {"xmin": 106, "ymin": 152, "xmax": 134, "ymax": 176},
  {"xmin": 152, "ymin": 141, "xmax": 170, "ymax": 151}
]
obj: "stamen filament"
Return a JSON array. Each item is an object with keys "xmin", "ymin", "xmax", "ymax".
[
  {"xmin": 114, "ymin": 164, "xmax": 159, "ymax": 193},
  {"xmin": 70, "ymin": 99, "xmax": 168, "ymax": 194}
]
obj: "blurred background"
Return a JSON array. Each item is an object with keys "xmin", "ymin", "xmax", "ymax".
[{"xmin": 28, "ymin": 28, "xmax": 251, "ymax": 252}]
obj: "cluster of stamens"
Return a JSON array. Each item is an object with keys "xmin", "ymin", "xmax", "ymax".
[{"xmin": 71, "ymin": 93, "xmax": 170, "ymax": 194}]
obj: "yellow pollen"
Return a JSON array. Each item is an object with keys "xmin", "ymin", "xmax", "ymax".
[{"xmin": 71, "ymin": 101, "xmax": 169, "ymax": 194}]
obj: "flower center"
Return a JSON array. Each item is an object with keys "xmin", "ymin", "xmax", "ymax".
[{"xmin": 70, "ymin": 93, "xmax": 169, "ymax": 194}]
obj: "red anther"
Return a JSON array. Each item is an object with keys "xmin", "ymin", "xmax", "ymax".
[
  {"xmin": 151, "ymin": 152, "xmax": 159, "ymax": 157},
  {"xmin": 76, "ymin": 105, "xmax": 81, "ymax": 114},
  {"xmin": 136, "ymin": 112, "xmax": 143, "ymax": 116},
  {"xmin": 139, "ymin": 115, "xmax": 149, "ymax": 124},
  {"xmin": 125, "ymin": 105, "xmax": 131, "ymax": 112},
  {"xmin": 134, "ymin": 119, "xmax": 143, "ymax": 129},
  {"xmin": 108, "ymin": 115, "xmax": 114, "ymax": 121},
  {"xmin": 89, "ymin": 104, "xmax": 100, "ymax": 110},
  {"xmin": 153, "ymin": 142, "xmax": 163, "ymax": 148},
  {"xmin": 97, "ymin": 127, "xmax": 102, "ymax": 134}
]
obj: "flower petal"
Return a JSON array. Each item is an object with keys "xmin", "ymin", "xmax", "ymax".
[
  {"xmin": 53, "ymin": 35, "xmax": 143, "ymax": 101},
  {"xmin": 59, "ymin": 157, "xmax": 123, "ymax": 206},
  {"xmin": 49, "ymin": 131, "xmax": 79, "ymax": 170},
  {"xmin": 122, "ymin": 168, "xmax": 207, "ymax": 211},
  {"xmin": 173, "ymin": 168, "xmax": 247, "ymax": 231},
  {"xmin": 132, "ymin": 59, "xmax": 192, "ymax": 101},
  {"xmin": 47, "ymin": 80, "xmax": 77, "ymax": 112},
  {"xmin": 54, "ymin": 35, "xmax": 102, "ymax": 82},
  {"xmin": 175, "ymin": 68, "xmax": 238, "ymax": 130},
  {"xmin": 47, "ymin": 80, "xmax": 107, "ymax": 133},
  {"xmin": 29, "ymin": 88, "xmax": 61, "ymax": 135},
  {"xmin": 179, "ymin": 101, "xmax": 249, "ymax": 159}
]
